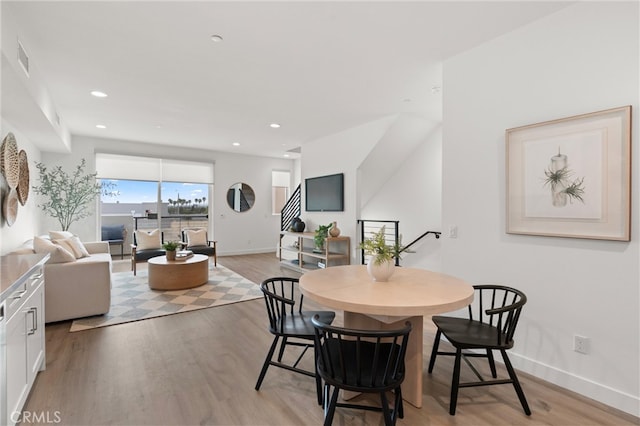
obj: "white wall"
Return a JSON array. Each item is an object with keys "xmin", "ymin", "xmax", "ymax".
[
  {"xmin": 302, "ymin": 115, "xmax": 396, "ymax": 262},
  {"xmin": 361, "ymin": 124, "xmax": 443, "ymax": 271},
  {"xmin": 0, "ymin": 119, "xmax": 42, "ymax": 254},
  {"xmin": 442, "ymin": 2, "xmax": 639, "ymax": 416},
  {"xmin": 41, "ymin": 135, "xmax": 294, "ymax": 255}
]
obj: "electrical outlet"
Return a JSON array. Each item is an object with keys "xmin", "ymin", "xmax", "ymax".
[
  {"xmin": 449, "ymin": 225, "xmax": 458, "ymax": 239},
  {"xmin": 573, "ymin": 335, "xmax": 590, "ymax": 354}
]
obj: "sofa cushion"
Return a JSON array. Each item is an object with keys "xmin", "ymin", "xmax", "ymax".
[
  {"xmin": 185, "ymin": 229, "xmax": 207, "ymax": 247},
  {"xmin": 54, "ymin": 236, "xmax": 90, "ymax": 259},
  {"xmin": 135, "ymin": 229, "xmax": 162, "ymax": 250},
  {"xmin": 34, "ymin": 236, "xmax": 76, "ymax": 264},
  {"xmin": 49, "ymin": 230, "xmax": 74, "ymax": 240}
]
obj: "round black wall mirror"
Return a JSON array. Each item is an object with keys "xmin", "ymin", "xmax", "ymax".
[{"xmin": 226, "ymin": 182, "xmax": 255, "ymax": 212}]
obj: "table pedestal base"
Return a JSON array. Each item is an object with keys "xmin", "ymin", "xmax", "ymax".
[{"xmin": 343, "ymin": 311, "xmax": 424, "ymax": 408}]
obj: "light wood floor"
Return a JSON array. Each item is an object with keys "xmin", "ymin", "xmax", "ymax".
[{"xmin": 22, "ymin": 253, "xmax": 638, "ymax": 425}]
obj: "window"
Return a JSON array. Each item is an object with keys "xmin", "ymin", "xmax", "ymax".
[
  {"xmin": 272, "ymin": 171, "xmax": 290, "ymax": 215},
  {"xmin": 96, "ymin": 154, "xmax": 214, "ymax": 242}
]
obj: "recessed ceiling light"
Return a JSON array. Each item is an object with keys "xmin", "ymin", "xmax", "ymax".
[
  {"xmin": 211, "ymin": 35, "xmax": 223, "ymax": 42},
  {"xmin": 284, "ymin": 154, "xmax": 290, "ymax": 158},
  {"xmin": 91, "ymin": 90, "xmax": 108, "ymax": 98},
  {"xmin": 270, "ymin": 123, "xmax": 281, "ymax": 128},
  {"xmin": 232, "ymin": 142, "xmax": 240, "ymax": 146},
  {"xmin": 96, "ymin": 124, "xmax": 106, "ymax": 129}
]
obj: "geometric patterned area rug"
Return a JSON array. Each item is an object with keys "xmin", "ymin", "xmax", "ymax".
[{"xmin": 69, "ymin": 263, "xmax": 263, "ymax": 332}]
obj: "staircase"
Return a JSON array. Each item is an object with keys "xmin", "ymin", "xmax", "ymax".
[{"xmin": 280, "ymin": 184, "xmax": 301, "ymax": 231}]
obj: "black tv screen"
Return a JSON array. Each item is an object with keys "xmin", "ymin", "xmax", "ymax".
[{"xmin": 305, "ymin": 173, "xmax": 344, "ymax": 212}]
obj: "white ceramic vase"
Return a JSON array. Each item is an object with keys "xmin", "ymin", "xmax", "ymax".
[{"xmin": 367, "ymin": 258, "xmax": 395, "ymax": 282}]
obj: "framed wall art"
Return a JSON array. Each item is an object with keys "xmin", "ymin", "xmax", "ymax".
[{"xmin": 506, "ymin": 106, "xmax": 631, "ymax": 241}]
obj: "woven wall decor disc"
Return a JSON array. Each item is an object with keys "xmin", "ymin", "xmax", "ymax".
[
  {"xmin": 1, "ymin": 133, "xmax": 20, "ymax": 189},
  {"xmin": 17, "ymin": 149, "xmax": 29, "ymax": 205},
  {"xmin": 3, "ymin": 188, "xmax": 19, "ymax": 226}
]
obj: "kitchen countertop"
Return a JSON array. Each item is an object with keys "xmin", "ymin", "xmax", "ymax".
[{"xmin": 0, "ymin": 253, "xmax": 49, "ymax": 303}]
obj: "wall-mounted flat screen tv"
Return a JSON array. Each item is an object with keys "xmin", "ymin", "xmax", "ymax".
[{"xmin": 305, "ymin": 173, "xmax": 344, "ymax": 212}]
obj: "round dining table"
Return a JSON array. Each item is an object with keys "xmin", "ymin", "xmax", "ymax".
[{"xmin": 299, "ymin": 264, "xmax": 474, "ymax": 408}]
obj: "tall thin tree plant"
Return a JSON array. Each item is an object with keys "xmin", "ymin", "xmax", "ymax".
[{"xmin": 32, "ymin": 158, "xmax": 117, "ymax": 231}]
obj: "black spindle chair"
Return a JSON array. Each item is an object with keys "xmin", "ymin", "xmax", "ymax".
[
  {"xmin": 255, "ymin": 277, "xmax": 335, "ymax": 405},
  {"xmin": 428, "ymin": 284, "xmax": 531, "ymax": 415},
  {"xmin": 312, "ymin": 316, "xmax": 412, "ymax": 426}
]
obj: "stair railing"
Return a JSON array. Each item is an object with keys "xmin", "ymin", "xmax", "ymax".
[
  {"xmin": 357, "ymin": 219, "xmax": 441, "ymax": 266},
  {"xmin": 280, "ymin": 184, "xmax": 301, "ymax": 231}
]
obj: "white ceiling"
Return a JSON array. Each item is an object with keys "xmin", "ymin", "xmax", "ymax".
[{"xmin": 3, "ymin": 1, "xmax": 571, "ymax": 158}]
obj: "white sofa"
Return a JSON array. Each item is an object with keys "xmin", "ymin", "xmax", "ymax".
[{"xmin": 12, "ymin": 240, "xmax": 112, "ymax": 323}]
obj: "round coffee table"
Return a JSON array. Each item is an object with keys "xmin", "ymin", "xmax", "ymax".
[{"xmin": 147, "ymin": 254, "xmax": 209, "ymax": 290}]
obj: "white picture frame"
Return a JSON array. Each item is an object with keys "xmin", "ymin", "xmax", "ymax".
[{"xmin": 506, "ymin": 106, "xmax": 631, "ymax": 241}]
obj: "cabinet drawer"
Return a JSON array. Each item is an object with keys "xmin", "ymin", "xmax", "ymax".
[{"xmin": 5, "ymin": 267, "xmax": 44, "ymax": 321}]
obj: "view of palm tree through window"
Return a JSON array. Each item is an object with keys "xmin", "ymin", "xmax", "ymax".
[{"xmin": 100, "ymin": 179, "xmax": 210, "ymax": 246}]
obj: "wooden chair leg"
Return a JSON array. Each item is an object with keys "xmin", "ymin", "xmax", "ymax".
[
  {"xmin": 380, "ymin": 391, "xmax": 393, "ymax": 426},
  {"xmin": 277, "ymin": 337, "xmax": 288, "ymax": 362},
  {"xmin": 501, "ymin": 349, "xmax": 532, "ymax": 415},
  {"xmin": 395, "ymin": 386, "xmax": 404, "ymax": 419},
  {"xmin": 428, "ymin": 329, "xmax": 442, "ymax": 373},
  {"xmin": 487, "ymin": 349, "xmax": 497, "ymax": 378},
  {"xmin": 255, "ymin": 336, "xmax": 280, "ymax": 391},
  {"xmin": 324, "ymin": 386, "xmax": 339, "ymax": 426},
  {"xmin": 450, "ymin": 348, "xmax": 462, "ymax": 415}
]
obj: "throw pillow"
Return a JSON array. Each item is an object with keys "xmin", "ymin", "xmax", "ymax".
[
  {"xmin": 186, "ymin": 229, "xmax": 207, "ymax": 247},
  {"xmin": 135, "ymin": 229, "xmax": 162, "ymax": 250},
  {"xmin": 53, "ymin": 236, "xmax": 90, "ymax": 259},
  {"xmin": 34, "ymin": 236, "xmax": 76, "ymax": 264},
  {"xmin": 49, "ymin": 230, "xmax": 74, "ymax": 240}
]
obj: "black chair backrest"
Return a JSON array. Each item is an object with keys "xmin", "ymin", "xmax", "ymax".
[
  {"xmin": 260, "ymin": 277, "xmax": 303, "ymax": 334},
  {"xmin": 312, "ymin": 316, "xmax": 412, "ymax": 392},
  {"xmin": 469, "ymin": 285, "xmax": 527, "ymax": 346}
]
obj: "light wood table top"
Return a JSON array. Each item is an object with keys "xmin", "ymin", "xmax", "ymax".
[
  {"xmin": 299, "ymin": 265, "xmax": 474, "ymax": 319},
  {"xmin": 300, "ymin": 264, "xmax": 474, "ymax": 408}
]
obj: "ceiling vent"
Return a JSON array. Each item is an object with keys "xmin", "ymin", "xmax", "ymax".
[{"xmin": 17, "ymin": 40, "xmax": 29, "ymax": 77}]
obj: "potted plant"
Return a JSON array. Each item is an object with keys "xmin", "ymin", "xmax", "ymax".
[
  {"xmin": 359, "ymin": 226, "xmax": 411, "ymax": 282},
  {"xmin": 163, "ymin": 240, "xmax": 180, "ymax": 261},
  {"xmin": 32, "ymin": 158, "xmax": 117, "ymax": 231},
  {"xmin": 313, "ymin": 223, "xmax": 333, "ymax": 252}
]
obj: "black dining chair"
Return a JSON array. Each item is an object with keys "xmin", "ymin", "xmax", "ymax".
[
  {"xmin": 255, "ymin": 277, "xmax": 335, "ymax": 405},
  {"xmin": 312, "ymin": 316, "xmax": 412, "ymax": 426},
  {"xmin": 427, "ymin": 284, "xmax": 531, "ymax": 416}
]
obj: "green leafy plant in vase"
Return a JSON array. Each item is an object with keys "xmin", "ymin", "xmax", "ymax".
[
  {"xmin": 163, "ymin": 240, "xmax": 180, "ymax": 260},
  {"xmin": 313, "ymin": 223, "xmax": 333, "ymax": 252},
  {"xmin": 359, "ymin": 226, "xmax": 412, "ymax": 281}
]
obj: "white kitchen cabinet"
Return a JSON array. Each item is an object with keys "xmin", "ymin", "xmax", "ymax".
[{"xmin": 1, "ymin": 255, "xmax": 47, "ymax": 426}]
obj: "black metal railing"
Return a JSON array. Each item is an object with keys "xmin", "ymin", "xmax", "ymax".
[
  {"xmin": 403, "ymin": 230, "xmax": 441, "ymax": 252},
  {"xmin": 357, "ymin": 219, "xmax": 441, "ymax": 266},
  {"xmin": 357, "ymin": 220, "xmax": 400, "ymax": 265},
  {"xmin": 280, "ymin": 184, "xmax": 301, "ymax": 231}
]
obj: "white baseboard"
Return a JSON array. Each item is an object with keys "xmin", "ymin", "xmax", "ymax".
[
  {"xmin": 438, "ymin": 338, "xmax": 639, "ymax": 417},
  {"xmin": 510, "ymin": 351, "xmax": 639, "ymax": 417}
]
